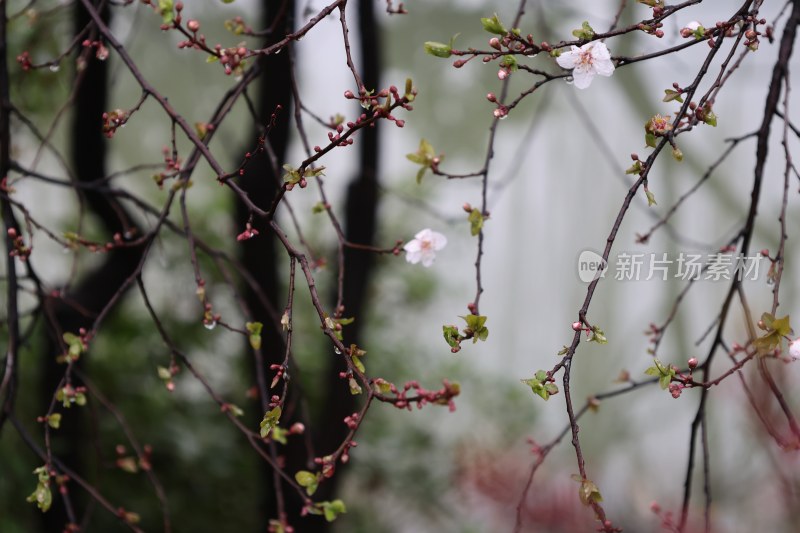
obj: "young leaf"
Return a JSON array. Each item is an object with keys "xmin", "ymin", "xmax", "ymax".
[
  {"xmin": 259, "ymin": 406, "xmax": 282, "ymax": 438},
  {"xmin": 246, "ymin": 321, "xmax": 263, "ymax": 350},
  {"xmin": 47, "ymin": 413, "xmax": 61, "ymax": 429},
  {"xmin": 295, "ymin": 470, "xmax": 319, "ymax": 496},
  {"xmin": 320, "ymin": 499, "xmax": 347, "ymax": 522},
  {"xmin": 424, "ymin": 41, "xmax": 453, "ymax": 58},
  {"xmin": 481, "ymin": 13, "xmax": 507, "ymax": 35}
]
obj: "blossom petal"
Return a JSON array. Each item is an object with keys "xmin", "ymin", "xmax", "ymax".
[
  {"xmin": 790, "ymin": 339, "xmax": 800, "ymax": 359},
  {"xmin": 593, "ymin": 58, "xmax": 615, "ymax": 77},
  {"xmin": 430, "ymin": 232, "xmax": 447, "ymax": 250},
  {"xmin": 555, "ymin": 47, "xmax": 580, "ymax": 69},
  {"xmin": 571, "ymin": 68, "xmax": 594, "ymax": 89},
  {"xmin": 588, "ymin": 41, "xmax": 611, "ymax": 61},
  {"xmin": 403, "ymin": 240, "xmax": 421, "ymax": 253},
  {"xmin": 405, "ymin": 250, "xmax": 421, "ymax": 264}
]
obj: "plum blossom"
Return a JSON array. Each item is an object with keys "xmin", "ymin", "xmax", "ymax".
[
  {"xmin": 555, "ymin": 41, "xmax": 615, "ymax": 89},
  {"xmin": 790, "ymin": 338, "xmax": 800, "ymax": 360},
  {"xmin": 404, "ymin": 229, "xmax": 447, "ymax": 267}
]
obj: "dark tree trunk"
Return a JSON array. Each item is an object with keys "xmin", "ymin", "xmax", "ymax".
[
  {"xmin": 236, "ymin": 1, "xmax": 311, "ymax": 530},
  {"xmin": 313, "ymin": 0, "xmax": 383, "ymax": 521},
  {"xmin": 41, "ymin": 2, "xmax": 145, "ymax": 530}
]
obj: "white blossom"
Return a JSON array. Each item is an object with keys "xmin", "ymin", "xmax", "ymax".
[
  {"xmin": 555, "ymin": 41, "xmax": 615, "ymax": 90},
  {"xmin": 789, "ymin": 338, "xmax": 800, "ymax": 360},
  {"xmin": 404, "ymin": 229, "xmax": 447, "ymax": 267}
]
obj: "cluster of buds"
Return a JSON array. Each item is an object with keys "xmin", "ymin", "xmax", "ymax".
[
  {"xmin": 342, "ymin": 82, "xmax": 415, "ymax": 128},
  {"xmin": 7, "ymin": 227, "xmax": 31, "ymax": 260},
  {"xmin": 340, "ymin": 440, "xmax": 357, "ymax": 464},
  {"xmin": 320, "ymin": 123, "xmax": 354, "ymax": 150},
  {"xmin": 215, "ymin": 43, "xmax": 249, "ymax": 76},
  {"xmin": 486, "ymin": 93, "xmax": 509, "ymax": 119},
  {"xmin": 57, "ymin": 384, "xmax": 88, "ymax": 407},
  {"xmin": 268, "ymin": 394, "xmax": 281, "ymax": 409},
  {"xmin": 638, "ymin": 19, "xmax": 665, "ymax": 39},
  {"xmin": 387, "ymin": 379, "xmax": 461, "ymax": 412},
  {"xmin": 177, "ymin": 20, "xmax": 209, "ymax": 51},
  {"xmin": 313, "ymin": 454, "xmax": 336, "ymax": 479},
  {"xmin": 680, "ymin": 21, "xmax": 706, "ymax": 39},
  {"xmin": 114, "ymin": 443, "xmax": 153, "ymax": 472},
  {"xmin": 236, "ymin": 222, "xmax": 259, "ymax": 242},
  {"xmin": 743, "ymin": 27, "xmax": 761, "ymax": 51},
  {"xmin": 343, "ymin": 412, "xmax": 360, "ymax": 430},
  {"xmin": 269, "ymin": 363, "xmax": 286, "ymax": 389},
  {"xmin": 82, "ymin": 39, "xmax": 109, "ymax": 61},
  {"xmin": 16, "ymin": 51, "xmax": 32, "ymax": 71},
  {"xmin": 202, "ymin": 302, "xmax": 220, "ymax": 330},
  {"xmin": 487, "ymin": 32, "xmax": 539, "ymax": 56},
  {"xmin": 153, "ymin": 145, "xmax": 183, "ymax": 188},
  {"xmin": 102, "ymin": 109, "xmax": 129, "ymax": 138}
]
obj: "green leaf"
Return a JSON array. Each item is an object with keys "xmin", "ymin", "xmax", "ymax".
[
  {"xmin": 246, "ymin": 321, "xmax": 263, "ymax": 350},
  {"xmin": 645, "ymin": 132, "xmax": 657, "ymax": 148},
  {"xmin": 443, "ymin": 325, "xmax": 461, "ymax": 349},
  {"xmin": 572, "ymin": 21, "xmax": 595, "ymax": 40},
  {"xmin": 703, "ymin": 110, "xmax": 717, "ymax": 127},
  {"xmin": 625, "ymin": 161, "xmax": 642, "ymax": 175},
  {"xmin": 259, "ymin": 406, "xmax": 282, "ymax": 438},
  {"xmin": 349, "ymin": 344, "xmax": 366, "ymax": 373},
  {"xmin": 157, "ymin": 366, "xmax": 172, "ymax": 380},
  {"xmin": 295, "ymin": 471, "xmax": 319, "ymax": 496},
  {"xmin": 461, "ymin": 314, "xmax": 489, "ymax": 343},
  {"xmin": 521, "ymin": 372, "xmax": 557, "ymax": 401},
  {"xmin": 500, "ymin": 55, "xmax": 518, "ymax": 72},
  {"xmin": 424, "ymin": 41, "xmax": 453, "ymax": 58},
  {"xmin": 62, "ymin": 332, "xmax": 84, "ymax": 360},
  {"xmin": 754, "ymin": 313, "xmax": 792, "ymax": 354},
  {"xmin": 271, "ymin": 426, "xmax": 288, "ymax": 445},
  {"xmin": 644, "ymin": 358, "xmax": 675, "ymax": 389},
  {"xmin": 348, "ymin": 377, "xmax": 362, "ymax": 395},
  {"xmin": 671, "ymin": 147, "xmax": 683, "ymax": 162},
  {"xmin": 27, "ymin": 467, "xmax": 52, "ymax": 513},
  {"xmin": 468, "ymin": 208, "xmax": 485, "ymax": 236},
  {"xmin": 373, "ymin": 379, "xmax": 392, "ymax": 394},
  {"xmin": 47, "ymin": 413, "xmax": 61, "ymax": 429},
  {"xmin": 321, "ymin": 499, "xmax": 347, "ymax": 522},
  {"xmin": 589, "ymin": 325, "xmax": 608, "ymax": 344},
  {"xmin": 662, "ymin": 89, "xmax": 684, "ymax": 103},
  {"xmin": 577, "ymin": 477, "xmax": 603, "ymax": 506},
  {"xmin": 481, "ymin": 13, "xmax": 507, "ymax": 35},
  {"xmin": 158, "ymin": 0, "xmax": 174, "ymax": 24},
  {"xmin": 645, "ymin": 189, "xmax": 657, "ymax": 207}
]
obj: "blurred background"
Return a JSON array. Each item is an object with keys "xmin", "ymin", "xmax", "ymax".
[{"xmin": 1, "ymin": 0, "xmax": 799, "ymax": 532}]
